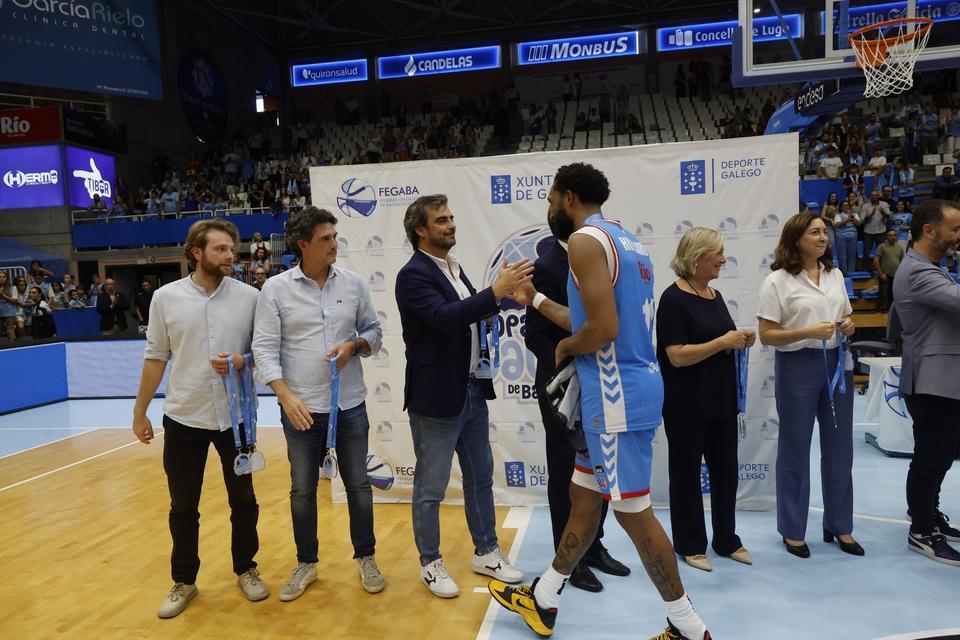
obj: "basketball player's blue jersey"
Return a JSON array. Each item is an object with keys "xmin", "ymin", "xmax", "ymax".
[{"xmin": 567, "ymin": 213, "xmax": 663, "ymax": 434}]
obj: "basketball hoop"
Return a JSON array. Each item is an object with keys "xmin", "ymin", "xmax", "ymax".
[{"xmin": 848, "ymin": 17, "xmax": 933, "ymax": 98}]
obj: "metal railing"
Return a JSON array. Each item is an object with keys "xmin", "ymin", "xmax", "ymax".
[{"xmin": 70, "ymin": 206, "xmax": 276, "ymax": 224}]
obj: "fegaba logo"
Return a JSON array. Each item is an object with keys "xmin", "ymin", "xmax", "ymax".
[{"xmin": 72, "ymin": 157, "xmax": 112, "ymax": 199}]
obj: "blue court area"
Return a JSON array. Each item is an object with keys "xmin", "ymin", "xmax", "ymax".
[{"xmin": 2, "ymin": 397, "xmax": 958, "ymax": 639}]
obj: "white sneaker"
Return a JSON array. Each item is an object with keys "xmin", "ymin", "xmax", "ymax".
[
  {"xmin": 472, "ymin": 547, "xmax": 523, "ymax": 583},
  {"xmin": 237, "ymin": 567, "xmax": 269, "ymax": 601},
  {"xmin": 278, "ymin": 562, "xmax": 318, "ymax": 602},
  {"xmin": 157, "ymin": 582, "xmax": 198, "ymax": 618},
  {"xmin": 420, "ymin": 558, "xmax": 459, "ymax": 598},
  {"xmin": 357, "ymin": 556, "xmax": 385, "ymax": 593}
]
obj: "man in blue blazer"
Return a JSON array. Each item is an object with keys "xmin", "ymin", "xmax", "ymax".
[
  {"xmin": 893, "ymin": 198, "xmax": 960, "ymax": 567},
  {"xmin": 396, "ymin": 194, "xmax": 533, "ymax": 598}
]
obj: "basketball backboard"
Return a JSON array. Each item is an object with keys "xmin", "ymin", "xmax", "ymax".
[{"xmin": 735, "ymin": 0, "xmax": 960, "ymax": 86}]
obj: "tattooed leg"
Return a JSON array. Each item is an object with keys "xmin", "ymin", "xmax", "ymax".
[
  {"xmin": 551, "ymin": 484, "xmax": 604, "ymax": 574},
  {"xmin": 615, "ymin": 508, "xmax": 684, "ymax": 601}
]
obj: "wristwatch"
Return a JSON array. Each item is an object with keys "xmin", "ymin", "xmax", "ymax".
[{"xmin": 352, "ymin": 339, "xmax": 362, "ymax": 356}]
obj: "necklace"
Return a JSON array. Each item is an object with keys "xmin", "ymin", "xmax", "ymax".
[{"xmin": 684, "ymin": 279, "xmax": 712, "ymax": 300}]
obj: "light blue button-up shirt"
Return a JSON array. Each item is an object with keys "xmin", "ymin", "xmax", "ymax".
[{"xmin": 252, "ymin": 264, "xmax": 382, "ymax": 413}]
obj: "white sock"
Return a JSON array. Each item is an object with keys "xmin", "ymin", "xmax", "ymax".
[
  {"xmin": 533, "ymin": 566, "xmax": 569, "ymax": 609},
  {"xmin": 665, "ymin": 593, "xmax": 707, "ymax": 639}
]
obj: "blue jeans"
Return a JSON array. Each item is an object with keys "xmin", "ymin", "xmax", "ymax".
[
  {"xmin": 409, "ymin": 378, "xmax": 498, "ymax": 566},
  {"xmin": 835, "ymin": 235, "xmax": 858, "ymax": 274},
  {"xmin": 281, "ymin": 402, "xmax": 375, "ymax": 562}
]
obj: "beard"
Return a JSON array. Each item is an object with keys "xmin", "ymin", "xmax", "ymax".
[
  {"xmin": 549, "ymin": 204, "xmax": 576, "ymax": 242},
  {"xmin": 198, "ymin": 254, "xmax": 231, "ymax": 280},
  {"xmin": 934, "ymin": 231, "xmax": 959, "ymax": 256}
]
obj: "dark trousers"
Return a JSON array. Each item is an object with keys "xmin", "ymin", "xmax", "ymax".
[
  {"xmin": 664, "ymin": 414, "xmax": 743, "ymax": 556},
  {"xmin": 878, "ymin": 274, "xmax": 895, "ymax": 310},
  {"xmin": 539, "ymin": 395, "xmax": 608, "ymax": 556},
  {"xmin": 281, "ymin": 403, "xmax": 376, "ymax": 562},
  {"xmin": 904, "ymin": 394, "xmax": 960, "ymax": 534},
  {"xmin": 774, "ymin": 349, "xmax": 855, "ymax": 540},
  {"xmin": 162, "ymin": 416, "xmax": 259, "ymax": 584}
]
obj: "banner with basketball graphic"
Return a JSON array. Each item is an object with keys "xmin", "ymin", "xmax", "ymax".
[{"xmin": 311, "ymin": 132, "xmax": 799, "ymax": 510}]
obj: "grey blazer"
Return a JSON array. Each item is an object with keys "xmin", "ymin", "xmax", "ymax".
[{"xmin": 891, "ymin": 249, "xmax": 960, "ymax": 400}]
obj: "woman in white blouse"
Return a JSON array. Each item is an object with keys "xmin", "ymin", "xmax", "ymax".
[{"xmin": 757, "ymin": 212, "xmax": 863, "ymax": 559}]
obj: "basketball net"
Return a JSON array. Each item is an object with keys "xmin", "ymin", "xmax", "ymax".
[{"xmin": 848, "ymin": 17, "xmax": 933, "ymax": 98}]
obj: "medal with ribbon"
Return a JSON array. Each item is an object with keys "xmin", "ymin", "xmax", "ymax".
[
  {"xmin": 322, "ymin": 358, "xmax": 340, "ymax": 478},
  {"xmin": 221, "ymin": 355, "xmax": 264, "ymax": 476},
  {"xmin": 822, "ymin": 329, "xmax": 849, "ymax": 429},
  {"xmin": 735, "ymin": 347, "xmax": 749, "ymax": 439},
  {"xmin": 474, "ymin": 318, "xmax": 500, "ymax": 379}
]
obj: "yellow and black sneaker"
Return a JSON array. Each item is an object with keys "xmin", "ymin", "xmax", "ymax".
[
  {"xmin": 488, "ymin": 577, "xmax": 557, "ymax": 637},
  {"xmin": 650, "ymin": 620, "xmax": 712, "ymax": 640}
]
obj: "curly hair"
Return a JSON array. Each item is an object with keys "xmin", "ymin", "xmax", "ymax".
[
  {"xmin": 552, "ymin": 162, "xmax": 610, "ymax": 206},
  {"xmin": 285, "ymin": 206, "xmax": 338, "ymax": 258}
]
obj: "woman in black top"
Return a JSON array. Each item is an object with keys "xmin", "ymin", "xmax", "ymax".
[{"xmin": 656, "ymin": 227, "xmax": 756, "ymax": 572}]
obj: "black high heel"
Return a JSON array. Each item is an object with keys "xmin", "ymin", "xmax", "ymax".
[
  {"xmin": 823, "ymin": 529, "xmax": 865, "ymax": 556},
  {"xmin": 782, "ymin": 537, "xmax": 811, "ymax": 558}
]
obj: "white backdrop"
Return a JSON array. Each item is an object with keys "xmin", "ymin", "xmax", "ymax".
[{"xmin": 311, "ymin": 133, "xmax": 799, "ymax": 511}]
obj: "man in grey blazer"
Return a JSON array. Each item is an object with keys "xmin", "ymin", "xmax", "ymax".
[{"xmin": 892, "ymin": 198, "xmax": 960, "ymax": 566}]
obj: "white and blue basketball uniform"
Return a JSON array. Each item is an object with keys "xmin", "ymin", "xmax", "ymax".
[{"xmin": 568, "ymin": 213, "xmax": 663, "ymax": 503}]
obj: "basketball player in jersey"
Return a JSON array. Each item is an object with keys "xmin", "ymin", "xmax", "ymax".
[{"xmin": 489, "ymin": 163, "xmax": 711, "ymax": 640}]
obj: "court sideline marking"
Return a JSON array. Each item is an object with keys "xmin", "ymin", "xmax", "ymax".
[
  {"xmin": 0, "ymin": 428, "xmax": 99, "ymax": 461},
  {"xmin": 476, "ymin": 506, "xmax": 534, "ymax": 640},
  {"xmin": 0, "ymin": 429, "xmax": 165, "ymax": 494}
]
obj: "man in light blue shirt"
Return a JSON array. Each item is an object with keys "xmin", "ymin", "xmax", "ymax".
[{"xmin": 252, "ymin": 206, "xmax": 384, "ymax": 601}]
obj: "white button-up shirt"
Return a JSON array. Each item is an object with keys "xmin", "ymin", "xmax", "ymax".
[
  {"xmin": 252, "ymin": 264, "xmax": 382, "ymax": 413},
  {"xmin": 756, "ymin": 263, "xmax": 853, "ymax": 352},
  {"xmin": 419, "ymin": 249, "xmax": 480, "ymax": 375},
  {"xmin": 144, "ymin": 275, "xmax": 259, "ymax": 430}
]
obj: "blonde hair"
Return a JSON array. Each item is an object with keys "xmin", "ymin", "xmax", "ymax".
[
  {"xmin": 183, "ymin": 219, "xmax": 240, "ymax": 268},
  {"xmin": 670, "ymin": 227, "xmax": 724, "ymax": 279}
]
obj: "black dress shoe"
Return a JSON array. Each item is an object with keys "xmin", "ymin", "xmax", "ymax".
[
  {"xmin": 569, "ymin": 563, "xmax": 603, "ymax": 592},
  {"xmin": 584, "ymin": 546, "xmax": 631, "ymax": 576},
  {"xmin": 782, "ymin": 537, "xmax": 811, "ymax": 558},
  {"xmin": 823, "ymin": 529, "xmax": 865, "ymax": 556}
]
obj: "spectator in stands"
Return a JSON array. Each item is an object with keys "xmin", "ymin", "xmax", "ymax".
[
  {"xmin": 861, "ymin": 189, "xmax": 892, "ymax": 260},
  {"xmin": 29, "ymin": 260, "xmax": 54, "ymax": 279},
  {"xmin": 562, "ymin": 74, "xmax": 573, "ymax": 102},
  {"xmin": 68, "ymin": 289, "xmax": 84, "ymax": 309},
  {"xmin": 13, "ymin": 276, "xmax": 33, "ymax": 337},
  {"xmin": 143, "ymin": 189, "xmax": 161, "ymax": 218},
  {"xmin": 134, "ymin": 279, "xmax": 154, "ymax": 329},
  {"xmin": 818, "ymin": 146, "xmax": 844, "ymax": 180},
  {"xmin": 587, "ymin": 109, "xmax": 601, "ymax": 131},
  {"xmin": 896, "ymin": 159, "xmax": 916, "ymax": 205},
  {"xmin": 249, "ymin": 247, "xmax": 271, "ymax": 281},
  {"xmin": 864, "ymin": 147, "xmax": 887, "ymax": 177},
  {"xmin": 821, "ymin": 193, "xmax": 840, "ymax": 246},
  {"xmin": 844, "ymin": 136, "xmax": 865, "ymax": 169},
  {"xmin": 920, "ymin": 103, "xmax": 941, "ymax": 155},
  {"xmin": 62, "ymin": 273, "xmax": 76, "ymax": 293},
  {"xmin": 574, "ymin": 112, "xmax": 587, "ymax": 132},
  {"xmin": 262, "ymin": 182, "xmax": 278, "ymax": 214},
  {"xmin": 874, "ymin": 229, "xmax": 904, "ymax": 310},
  {"xmin": 30, "ymin": 272, "xmax": 50, "ymax": 299},
  {"xmin": 48, "ymin": 282, "xmax": 67, "ymax": 309},
  {"xmin": 903, "ymin": 123, "xmax": 922, "ymax": 165},
  {"xmin": 252, "ymin": 269, "xmax": 267, "ymax": 291},
  {"xmin": 893, "ymin": 200, "xmax": 913, "ymax": 249},
  {"xmin": 250, "ymin": 231, "xmax": 270, "ymax": 258},
  {"xmin": 0, "ymin": 271, "xmax": 22, "ymax": 341},
  {"xmin": 933, "ymin": 166, "xmax": 960, "ymax": 200},
  {"xmin": 834, "ymin": 200, "xmax": 861, "ymax": 274},
  {"xmin": 88, "ymin": 194, "xmax": 107, "ymax": 213},
  {"xmin": 573, "ymin": 73, "xmax": 582, "ymax": 101},
  {"xmin": 160, "ymin": 185, "xmax": 180, "ymax": 218},
  {"xmin": 27, "ymin": 287, "xmax": 56, "ymax": 339},
  {"xmin": 880, "ymin": 185, "xmax": 897, "ymax": 210},
  {"xmin": 181, "ymin": 188, "xmax": 199, "ymax": 215},
  {"xmin": 75, "ymin": 286, "xmax": 90, "ymax": 307},
  {"xmin": 842, "ymin": 164, "xmax": 865, "ymax": 197},
  {"xmin": 96, "ymin": 278, "xmax": 129, "ymax": 336},
  {"xmin": 108, "ymin": 199, "xmax": 128, "ymax": 221}
]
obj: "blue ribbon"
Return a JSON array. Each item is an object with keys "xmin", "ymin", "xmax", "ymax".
[
  {"xmin": 221, "ymin": 355, "xmax": 257, "ymax": 450},
  {"xmin": 735, "ymin": 348, "xmax": 749, "ymax": 414},
  {"xmin": 479, "ymin": 318, "xmax": 500, "ymax": 372},
  {"xmin": 326, "ymin": 358, "xmax": 340, "ymax": 450},
  {"xmin": 822, "ymin": 333, "xmax": 849, "ymax": 427}
]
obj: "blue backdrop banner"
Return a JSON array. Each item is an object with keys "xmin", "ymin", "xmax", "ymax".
[
  {"xmin": 0, "ymin": 0, "xmax": 162, "ymax": 100},
  {"xmin": 0, "ymin": 343, "xmax": 68, "ymax": 413}
]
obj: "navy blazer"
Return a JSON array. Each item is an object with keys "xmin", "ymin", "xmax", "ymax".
[
  {"xmin": 396, "ymin": 250, "xmax": 498, "ymax": 418},
  {"xmin": 524, "ymin": 238, "xmax": 571, "ymax": 391}
]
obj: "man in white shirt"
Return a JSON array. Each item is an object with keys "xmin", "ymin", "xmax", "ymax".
[
  {"xmin": 818, "ymin": 146, "xmax": 844, "ymax": 180},
  {"xmin": 253, "ymin": 206, "xmax": 385, "ymax": 601},
  {"xmin": 132, "ymin": 219, "xmax": 268, "ymax": 619}
]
